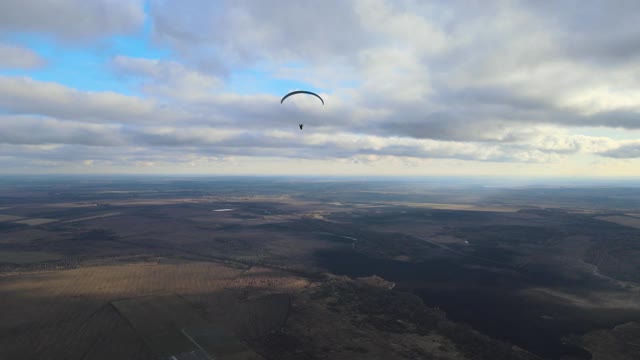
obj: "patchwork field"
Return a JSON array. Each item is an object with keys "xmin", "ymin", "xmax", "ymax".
[
  {"xmin": 0, "ymin": 214, "xmax": 23, "ymax": 222},
  {"xmin": 0, "ymin": 261, "xmax": 245, "ymax": 359},
  {"xmin": 0, "ymin": 250, "xmax": 63, "ymax": 264},
  {"xmin": 14, "ymin": 218, "xmax": 57, "ymax": 226},
  {"xmin": 597, "ymin": 215, "xmax": 640, "ymax": 229},
  {"xmin": 112, "ymin": 294, "xmax": 263, "ymax": 360},
  {"xmin": 0, "ymin": 177, "xmax": 639, "ymax": 359}
]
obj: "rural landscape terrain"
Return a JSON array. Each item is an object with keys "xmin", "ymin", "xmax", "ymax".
[{"xmin": 1, "ymin": 176, "xmax": 640, "ymax": 359}]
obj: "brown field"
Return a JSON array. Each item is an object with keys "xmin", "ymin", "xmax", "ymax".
[
  {"xmin": 113, "ymin": 294, "xmax": 263, "ymax": 359},
  {"xmin": 62, "ymin": 212, "xmax": 121, "ymax": 223},
  {"xmin": 0, "ymin": 257, "xmax": 310, "ymax": 360},
  {"xmin": 101, "ymin": 199, "xmax": 203, "ymax": 206},
  {"xmin": 14, "ymin": 218, "xmax": 57, "ymax": 226},
  {"xmin": 520, "ymin": 287, "xmax": 640, "ymax": 310},
  {"xmin": 45, "ymin": 202, "xmax": 101, "ymax": 208},
  {"xmin": 389, "ymin": 202, "xmax": 521, "ymax": 212},
  {"xmin": 580, "ymin": 322, "xmax": 640, "ymax": 360},
  {"xmin": 0, "ymin": 214, "xmax": 23, "ymax": 222},
  {"xmin": 1, "ymin": 179, "xmax": 639, "ymax": 359},
  {"xmin": 596, "ymin": 215, "xmax": 640, "ymax": 229},
  {"xmin": 0, "ymin": 261, "xmax": 244, "ymax": 358}
]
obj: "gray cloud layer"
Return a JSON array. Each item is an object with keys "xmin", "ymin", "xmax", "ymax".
[
  {"xmin": 0, "ymin": 0, "xmax": 145, "ymax": 41},
  {"xmin": 0, "ymin": 44, "xmax": 45, "ymax": 69},
  {"xmin": 1, "ymin": 0, "xmax": 639, "ymax": 171},
  {"xmin": 0, "ymin": 76, "xmax": 186, "ymax": 124},
  {"xmin": 147, "ymin": 0, "xmax": 640, "ymax": 133},
  {"xmin": 601, "ymin": 143, "xmax": 640, "ymax": 159}
]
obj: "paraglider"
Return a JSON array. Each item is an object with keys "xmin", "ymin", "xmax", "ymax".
[
  {"xmin": 280, "ymin": 90, "xmax": 324, "ymax": 130},
  {"xmin": 280, "ymin": 90, "xmax": 324, "ymax": 105}
]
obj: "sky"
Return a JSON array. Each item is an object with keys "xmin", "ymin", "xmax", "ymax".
[{"xmin": 0, "ymin": 0, "xmax": 639, "ymax": 176}]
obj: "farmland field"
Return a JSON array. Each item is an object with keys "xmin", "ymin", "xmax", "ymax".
[
  {"xmin": 0, "ymin": 214, "xmax": 23, "ymax": 222},
  {"xmin": 0, "ymin": 177, "xmax": 639, "ymax": 359},
  {"xmin": 14, "ymin": 218, "xmax": 57, "ymax": 226},
  {"xmin": 0, "ymin": 261, "xmax": 245, "ymax": 359},
  {"xmin": 597, "ymin": 215, "xmax": 640, "ymax": 229},
  {"xmin": 112, "ymin": 294, "xmax": 263, "ymax": 360},
  {"xmin": 0, "ymin": 250, "xmax": 62, "ymax": 264}
]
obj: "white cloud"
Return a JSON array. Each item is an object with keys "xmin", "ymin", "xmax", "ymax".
[
  {"xmin": 3, "ymin": 1, "xmax": 640, "ymax": 174},
  {"xmin": 0, "ymin": 0, "xmax": 145, "ymax": 41},
  {"xmin": 148, "ymin": 0, "xmax": 640, "ymax": 131},
  {"xmin": 1, "ymin": 113, "xmax": 634, "ymax": 165},
  {"xmin": 0, "ymin": 116, "xmax": 124, "ymax": 146},
  {"xmin": 0, "ymin": 44, "xmax": 45, "ymax": 69},
  {"xmin": 112, "ymin": 56, "xmax": 223, "ymax": 100},
  {"xmin": 599, "ymin": 142, "xmax": 640, "ymax": 159},
  {"xmin": 0, "ymin": 76, "xmax": 184, "ymax": 124}
]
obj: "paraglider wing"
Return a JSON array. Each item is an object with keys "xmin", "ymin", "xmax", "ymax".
[{"xmin": 280, "ymin": 90, "xmax": 324, "ymax": 105}]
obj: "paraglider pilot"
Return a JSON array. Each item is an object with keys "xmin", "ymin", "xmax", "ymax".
[{"xmin": 281, "ymin": 90, "xmax": 323, "ymax": 131}]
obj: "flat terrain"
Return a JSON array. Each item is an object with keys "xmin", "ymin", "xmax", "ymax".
[
  {"xmin": 0, "ymin": 250, "xmax": 63, "ymax": 264},
  {"xmin": 579, "ymin": 322, "xmax": 640, "ymax": 360},
  {"xmin": 1, "ymin": 177, "xmax": 639, "ymax": 359},
  {"xmin": 14, "ymin": 218, "xmax": 58, "ymax": 226},
  {"xmin": 0, "ymin": 214, "xmax": 23, "ymax": 222},
  {"xmin": 596, "ymin": 215, "xmax": 640, "ymax": 229},
  {"xmin": 0, "ymin": 258, "xmax": 306, "ymax": 359},
  {"xmin": 112, "ymin": 294, "xmax": 263, "ymax": 360}
]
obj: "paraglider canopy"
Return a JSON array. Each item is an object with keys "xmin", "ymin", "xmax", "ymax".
[
  {"xmin": 282, "ymin": 90, "xmax": 324, "ymax": 131},
  {"xmin": 280, "ymin": 90, "xmax": 324, "ymax": 105}
]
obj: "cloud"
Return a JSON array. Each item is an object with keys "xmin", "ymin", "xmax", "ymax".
[
  {"xmin": 1, "ymin": 113, "xmax": 633, "ymax": 165},
  {"xmin": 599, "ymin": 142, "xmax": 640, "ymax": 159},
  {"xmin": 146, "ymin": 0, "xmax": 640, "ymax": 134},
  {"xmin": 0, "ymin": 44, "xmax": 45, "ymax": 69},
  {"xmin": 0, "ymin": 116, "xmax": 124, "ymax": 146},
  {"xmin": 112, "ymin": 56, "xmax": 223, "ymax": 100},
  {"xmin": 0, "ymin": 0, "xmax": 145, "ymax": 41},
  {"xmin": 3, "ymin": 1, "xmax": 640, "ymax": 174},
  {"xmin": 523, "ymin": 1, "xmax": 640, "ymax": 65},
  {"xmin": 0, "ymin": 76, "xmax": 183, "ymax": 124},
  {"xmin": 149, "ymin": 0, "xmax": 370, "ymax": 69}
]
